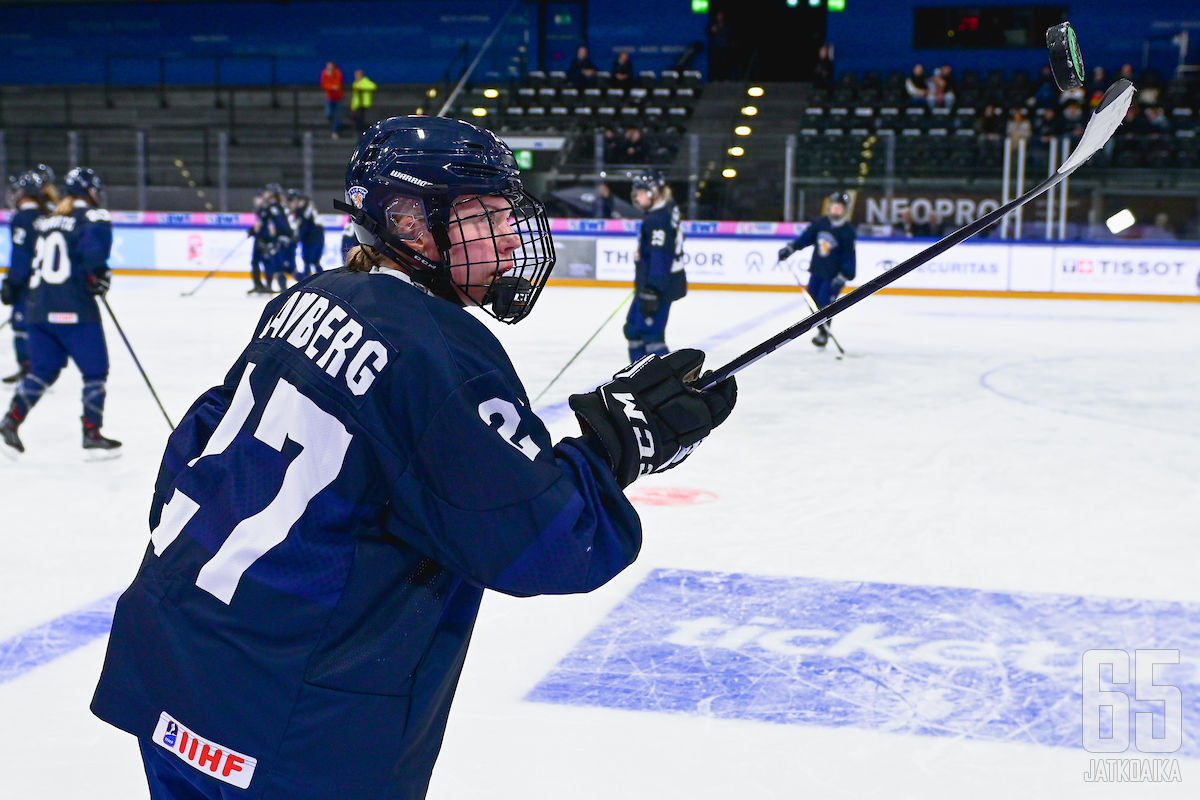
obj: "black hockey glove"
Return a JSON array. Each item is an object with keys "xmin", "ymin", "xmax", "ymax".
[
  {"xmin": 569, "ymin": 349, "xmax": 737, "ymax": 488},
  {"xmin": 0, "ymin": 279, "xmax": 16, "ymax": 306},
  {"xmin": 638, "ymin": 287, "xmax": 661, "ymax": 318},
  {"xmin": 85, "ymin": 269, "xmax": 111, "ymax": 296},
  {"xmin": 778, "ymin": 244, "xmax": 795, "ymax": 261}
]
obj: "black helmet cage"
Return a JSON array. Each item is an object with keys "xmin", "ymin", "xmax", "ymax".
[{"xmin": 335, "ymin": 116, "xmax": 556, "ymax": 324}]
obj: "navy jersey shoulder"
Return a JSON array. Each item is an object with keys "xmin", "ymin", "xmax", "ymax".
[
  {"xmin": 92, "ymin": 267, "xmax": 641, "ymax": 797},
  {"xmin": 7, "ymin": 205, "xmax": 41, "ymax": 285}
]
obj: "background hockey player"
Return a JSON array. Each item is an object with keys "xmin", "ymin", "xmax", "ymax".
[
  {"xmin": 287, "ymin": 190, "xmax": 325, "ymax": 277},
  {"xmin": 0, "ymin": 167, "xmax": 120, "ymax": 454},
  {"xmin": 2, "ymin": 172, "xmax": 52, "ymax": 385},
  {"xmin": 258, "ymin": 183, "xmax": 294, "ymax": 293},
  {"xmin": 624, "ymin": 169, "xmax": 687, "ymax": 361},
  {"xmin": 778, "ymin": 190, "xmax": 857, "ymax": 348},
  {"xmin": 90, "ymin": 115, "xmax": 736, "ymax": 800}
]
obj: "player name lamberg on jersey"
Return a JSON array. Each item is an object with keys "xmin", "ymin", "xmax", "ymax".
[{"xmin": 257, "ymin": 289, "xmax": 389, "ymax": 396}]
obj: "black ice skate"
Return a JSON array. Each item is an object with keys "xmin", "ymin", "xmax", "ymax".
[
  {"xmin": 812, "ymin": 328, "xmax": 829, "ymax": 348},
  {"xmin": 0, "ymin": 413, "xmax": 23, "ymax": 454},
  {"xmin": 82, "ymin": 421, "xmax": 122, "ymax": 453}
]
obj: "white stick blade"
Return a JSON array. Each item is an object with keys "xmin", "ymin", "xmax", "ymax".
[{"xmin": 1057, "ymin": 79, "xmax": 1135, "ymax": 175}]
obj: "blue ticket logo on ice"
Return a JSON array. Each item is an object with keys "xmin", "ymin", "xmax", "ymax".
[{"xmin": 527, "ymin": 569, "xmax": 1200, "ymax": 756}]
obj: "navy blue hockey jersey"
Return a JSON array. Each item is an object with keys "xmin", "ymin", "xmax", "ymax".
[
  {"xmin": 24, "ymin": 202, "xmax": 112, "ymax": 326},
  {"xmin": 6, "ymin": 202, "xmax": 40, "ymax": 292},
  {"xmin": 92, "ymin": 267, "xmax": 642, "ymax": 799},
  {"xmin": 636, "ymin": 199, "xmax": 687, "ymax": 301},
  {"xmin": 785, "ymin": 216, "xmax": 856, "ymax": 281}
]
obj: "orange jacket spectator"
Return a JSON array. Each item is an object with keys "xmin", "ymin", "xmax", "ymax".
[{"xmin": 321, "ymin": 62, "xmax": 344, "ymax": 101}]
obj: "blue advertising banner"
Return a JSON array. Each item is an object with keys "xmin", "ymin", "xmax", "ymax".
[{"xmin": 529, "ymin": 569, "xmax": 1197, "ymax": 757}]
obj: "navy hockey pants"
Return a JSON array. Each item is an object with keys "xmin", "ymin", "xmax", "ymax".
[
  {"xmin": 623, "ymin": 294, "xmax": 672, "ymax": 362},
  {"xmin": 807, "ymin": 274, "xmax": 841, "ymax": 309},
  {"xmin": 140, "ymin": 739, "xmax": 243, "ymax": 800},
  {"xmin": 14, "ymin": 322, "xmax": 109, "ymax": 427}
]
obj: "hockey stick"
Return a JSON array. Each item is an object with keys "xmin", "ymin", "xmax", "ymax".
[
  {"xmin": 0, "ymin": 318, "xmax": 10, "ymax": 333},
  {"xmin": 789, "ymin": 266, "xmax": 846, "ymax": 358},
  {"xmin": 532, "ymin": 290, "xmax": 634, "ymax": 405},
  {"xmin": 180, "ymin": 235, "xmax": 251, "ymax": 297},
  {"xmin": 101, "ymin": 296, "xmax": 176, "ymax": 430},
  {"xmin": 800, "ymin": 288, "xmax": 845, "ymax": 358},
  {"xmin": 698, "ymin": 79, "xmax": 1135, "ymax": 391}
]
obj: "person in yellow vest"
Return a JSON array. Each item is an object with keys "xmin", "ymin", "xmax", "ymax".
[{"xmin": 351, "ymin": 70, "xmax": 378, "ymax": 134}]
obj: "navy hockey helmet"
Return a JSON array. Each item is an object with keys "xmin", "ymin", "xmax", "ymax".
[
  {"xmin": 826, "ymin": 190, "xmax": 851, "ymax": 222},
  {"xmin": 34, "ymin": 163, "xmax": 56, "ymax": 186},
  {"xmin": 8, "ymin": 171, "xmax": 45, "ymax": 206},
  {"xmin": 64, "ymin": 167, "xmax": 103, "ymax": 201},
  {"xmin": 333, "ymin": 115, "xmax": 556, "ymax": 324},
  {"xmin": 630, "ymin": 169, "xmax": 666, "ymax": 203}
]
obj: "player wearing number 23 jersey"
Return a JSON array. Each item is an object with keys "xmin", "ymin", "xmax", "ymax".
[{"xmin": 91, "ymin": 116, "xmax": 736, "ymax": 800}]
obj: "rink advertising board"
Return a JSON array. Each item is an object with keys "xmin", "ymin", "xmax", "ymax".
[
  {"xmin": 529, "ymin": 569, "xmax": 1198, "ymax": 756},
  {"xmin": 0, "ymin": 212, "xmax": 1196, "ymax": 298}
]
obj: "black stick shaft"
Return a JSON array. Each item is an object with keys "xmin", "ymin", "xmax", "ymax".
[
  {"xmin": 532, "ymin": 290, "xmax": 633, "ymax": 405},
  {"xmin": 101, "ymin": 296, "xmax": 176, "ymax": 430},
  {"xmin": 698, "ymin": 170, "xmax": 1064, "ymax": 390},
  {"xmin": 182, "ymin": 235, "xmax": 250, "ymax": 296}
]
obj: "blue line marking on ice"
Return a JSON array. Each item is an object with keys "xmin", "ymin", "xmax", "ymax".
[
  {"xmin": 527, "ymin": 569, "xmax": 1200, "ymax": 755},
  {"xmin": 0, "ymin": 592, "xmax": 120, "ymax": 686},
  {"xmin": 0, "ymin": 296, "xmax": 805, "ymax": 688}
]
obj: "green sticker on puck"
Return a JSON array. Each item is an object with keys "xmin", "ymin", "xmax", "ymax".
[{"xmin": 1066, "ymin": 26, "xmax": 1084, "ymax": 83}]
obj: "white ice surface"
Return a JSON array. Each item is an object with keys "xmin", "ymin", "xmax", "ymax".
[{"xmin": 1, "ymin": 275, "xmax": 1198, "ymax": 798}]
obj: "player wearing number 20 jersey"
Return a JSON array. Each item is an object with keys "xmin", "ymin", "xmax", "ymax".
[
  {"xmin": 91, "ymin": 117, "xmax": 644, "ymax": 799},
  {"xmin": 1, "ymin": 166, "xmax": 119, "ymax": 454}
]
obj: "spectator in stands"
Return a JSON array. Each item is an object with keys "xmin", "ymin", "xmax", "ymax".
[
  {"xmin": 617, "ymin": 126, "xmax": 646, "ymax": 164},
  {"xmin": 1029, "ymin": 65, "xmax": 1058, "ymax": 109},
  {"xmin": 708, "ymin": 12, "xmax": 731, "ymax": 81},
  {"xmin": 1035, "ymin": 107, "xmax": 1063, "ymax": 143},
  {"xmin": 1061, "ymin": 101, "xmax": 1086, "ymax": 139},
  {"xmin": 928, "ymin": 65, "xmax": 956, "ymax": 109},
  {"xmin": 567, "ymin": 46, "xmax": 598, "ymax": 89},
  {"xmin": 897, "ymin": 208, "xmax": 928, "ymax": 238},
  {"xmin": 905, "ymin": 64, "xmax": 928, "ymax": 107},
  {"xmin": 813, "ymin": 44, "xmax": 835, "ymax": 93},
  {"xmin": 320, "ymin": 61, "xmax": 345, "ymax": 139},
  {"xmin": 1118, "ymin": 63, "xmax": 1135, "ymax": 83},
  {"xmin": 612, "ymin": 51, "xmax": 635, "ymax": 90},
  {"xmin": 602, "ymin": 127, "xmax": 621, "ymax": 164},
  {"xmin": 1086, "ymin": 66, "xmax": 1108, "ymax": 109},
  {"xmin": 595, "ymin": 182, "xmax": 615, "ymax": 218},
  {"xmin": 1006, "ymin": 108, "xmax": 1032, "ymax": 141},
  {"xmin": 1058, "ymin": 82, "xmax": 1085, "ymax": 107},
  {"xmin": 351, "ymin": 69, "xmax": 378, "ymax": 134},
  {"xmin": 1141, "ymin": 212, "xmax": 1176, "ymax": 241},
  {"xmin": 978, "ymin": 105, "xmax": 1005, "ymax": 140}
]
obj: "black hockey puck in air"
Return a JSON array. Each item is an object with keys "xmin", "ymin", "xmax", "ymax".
[{"xmin": 1046, "ymin": 21, "xmax": 1085, "ymax": 91}]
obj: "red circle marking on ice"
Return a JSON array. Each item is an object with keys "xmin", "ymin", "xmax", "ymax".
[{"xmin": 627, "ymin": 487, "xmax": 718, "ymax": 506}]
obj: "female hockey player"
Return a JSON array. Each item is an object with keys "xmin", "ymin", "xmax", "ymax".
[
  {"xmin": 2, "ymin": 171, "xmax": 52, "ymax": 385},
  {"xmin": 778, "ymin": 190, "xmax": 857, "ymax": 348},
  {"xmin": 0, "ymin": 167, "xmax": 120, "ymax": 454},
  {"xmin": 287, "ymin": 190, "xmax": 326, "ymax": 278},
  {"xmin": 624, "ymin": 169, "xmax": 688, "ymax": 361},
  {"xmin": 91, "ymin": 116, "xmax": 736, "ymax": 800}
]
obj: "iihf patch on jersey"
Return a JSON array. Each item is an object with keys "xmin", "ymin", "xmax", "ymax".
[
  {"xmin": 528, "ymin": 569, "xmax": 1200, "ymax": 757},
  {"xmin": 153, "ymin": 712, "xmax": 257, "ymax": 789}
]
